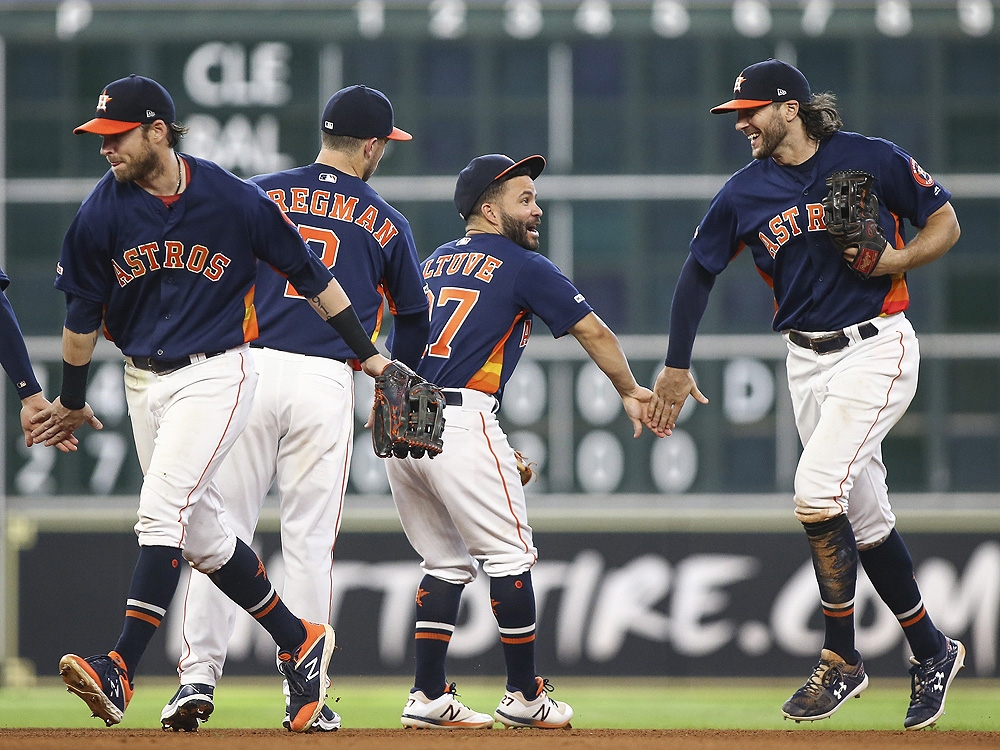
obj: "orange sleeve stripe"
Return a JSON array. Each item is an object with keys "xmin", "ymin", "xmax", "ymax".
[
  {"xmin": 125, "ymin": 609, "xmax": 162, "ymax": 626},
  {"xmin": 415, "ymin": 632, "xmax": 452, "ymax": 642}
]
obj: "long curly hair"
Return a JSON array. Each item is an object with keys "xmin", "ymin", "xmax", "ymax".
[{"xmin": 798, "ymin": 92, "xmax": 842, "ymax": 140}]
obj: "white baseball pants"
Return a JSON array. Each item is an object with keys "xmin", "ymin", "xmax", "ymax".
[
  {"xmin": 173, "ymin": 347, "xmax": 355, "ymax": 686},
  {"xmin": 785, "ymin": 312, "xmax": 919, "ymax": 547},
  {"xmin": 385, "ymin": 388, "xmax": 537, "ymax": 585},
  {"xmin": 125, "ymin": 345, "xmax": 255, "ymax": 573}
]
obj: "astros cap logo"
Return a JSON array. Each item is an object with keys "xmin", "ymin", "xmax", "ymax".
[
  {"xmin": 96, "ymin": 90, "xmax": 112, "ymax": 111},
  {"xmin": 733, "ymin": 75, "xmax": 746, "ymax": 93}
]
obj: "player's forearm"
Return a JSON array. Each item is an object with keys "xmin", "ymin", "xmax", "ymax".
[
  {"xmin": 0, "ymin": 293, "xmax": 42, "ymax": 399},
  {"xmin": 60, "ymin": 327, "xmax": 98, "ymax": 411},
  {"xmin": 883, "ymin": 202, "xmax": 960, "ymax": 275},
  {"xmin": 62, "ymin": 327, "xmax": 99, "ymax": 365},
  {"xmin": 570, "ymin": 314, "xmax": 640, "ymax": 397},
  {"xmin": 664, "ymin": 253, "xmax": 715, "ymax": 369},
  {"xmin": 307, "ymin": 277, "xmax": 353, "ymax": 320}
]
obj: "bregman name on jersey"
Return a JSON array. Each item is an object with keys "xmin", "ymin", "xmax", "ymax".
[{"xmin": 263, "ymin": 188, "xmax": 399, "ymax": 248}]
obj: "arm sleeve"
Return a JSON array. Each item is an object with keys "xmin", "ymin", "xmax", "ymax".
[
  {"xmin": 664, "ymin": 253, "xmax": 717, "ymax": 369},
  {"xmin": 0, "ymin": 291, "xmax": 41, "ymax": 399},
  {"xmin": 388, "ymin": 311, "xmax": 430, "ymax": 370}
]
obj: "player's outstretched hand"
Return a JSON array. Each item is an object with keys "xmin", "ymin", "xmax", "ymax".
[
  {"xmin": 29, "ymin": 396, "xmax": 103, "ymax": 448},
  {"xmin": 650, "ymin": 366, "xmax": 709, "ymax": 436},
  {"xmin": 20, "ymin": 392, "xmax": 82, "ymax": 452},
  {"xmin": 621, "ymin": 386, "xmax": 667, "ymax": 439}
]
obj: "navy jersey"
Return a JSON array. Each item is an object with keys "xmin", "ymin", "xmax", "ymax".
[
  {"xmin": 250, "ymin": 164, "xmax": 427, "ymax": 359},
  {"xmin": 0, "ymin": 265, "xmax": 41, "ymax": 399},
  {"xmin": 691, "ymin": 130, "xmax": 951, "ymax": 332},
  {"xmin": 418, "ymin": 233, "xmax": 592, "ymax": 401},
  {"xmin": 54, "ymin": 155, "xmax": 333, "ymax": 358}
]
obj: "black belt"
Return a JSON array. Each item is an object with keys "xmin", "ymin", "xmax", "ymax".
[
  {"xmin": 442, "ymin": 389, "xmax": 463, "ymax": 406},
  {"xmin": 788, "ymin": 322, "xmax": 878, "ymax": 354},
  {"xmin": 129, "ymin": 350, "xmax": 226, "ymax": 375}
]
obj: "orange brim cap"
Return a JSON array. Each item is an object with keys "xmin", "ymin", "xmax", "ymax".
[
  {"xmin": 74, "ymin": 118, "xmax": 143, "ymax": 135},
  {"xmin": 388, "ymin": 126, "xmax": 412, "ymax": 141},
  {"xmin": 710, "ymin": 98, "xmax": 775, "ymax": 114}
]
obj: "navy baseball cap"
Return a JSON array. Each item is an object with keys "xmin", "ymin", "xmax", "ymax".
[
  {"xmin": 74, "ymin": 74, "xmax": 176, "ymax": 135},
  {"xmin": 711, "ymin": 59, "xmax": 811, "ymax": 114},
  {"xmin": 454, "ymin": 154, "xmax": 546, "ymax": 220},
  {"xmin": 321, "ymin": 84, "xmax": 411, "ymax": 141}
]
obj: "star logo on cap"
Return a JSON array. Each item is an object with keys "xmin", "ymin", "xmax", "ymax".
[
  {"xmin": 733, "ymin": 74, "xmax": 746, "ymax": 93},
  {"xmin": 96, "ymin": 90, "xmax": 112, "ymax": 111}
]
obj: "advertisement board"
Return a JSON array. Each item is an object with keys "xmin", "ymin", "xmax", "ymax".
[{"xmin": 16, "ymin": 527, "xmax": 999, "ymax": 679}]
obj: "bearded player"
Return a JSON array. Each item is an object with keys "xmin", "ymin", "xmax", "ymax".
[
  {"xmin": 385, "ymin": 154, "xmax": 663, "ymax": 729},
  {"xmin": 650, "ymin": 59, "xmax": 963, "ymax": 730}
]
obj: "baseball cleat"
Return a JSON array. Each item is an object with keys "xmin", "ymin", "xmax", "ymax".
[
  {"xmin": 401, "ymin": 683, "xmax": 494, "ymax": 729},
  {"xmin": 59, "ymin": 651, "xmax": 133, "ymax": 727},
  {"xmin": 160, "ymin": 682, "xmax": 215, "ymax": 731},
  {"xmin": 283, "ymin": 704, "xmax": 342, "ymax": 732},
  {"xmin": 904, "ymin": 636, "xmax": 966, "ymax": 730},
  {"xmin": 781, "ymin": 649, "xmax": 868, "ymax": 722},
  {"xmin": 277, "ymin": 620, "xmax": 335, "ymax": 733},
  {"xmin": 494, "ymin": 677, "xmax": 573, "ymax": 729}
]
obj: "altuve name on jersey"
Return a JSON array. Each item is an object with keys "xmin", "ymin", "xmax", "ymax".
[
  {"xmin": 264, "ymin": 188, "xmax": 399, "ymax": 248},
  {"xmin": 759, "ymin": 202, "xmax": 828, "ymax": 258},
  {"xmin": 421, "ymin": 252, "xmax": 503, "ymax": 283},
  {"xmin": 114, "ymin": 241, "xmax": 231, "ymax": 287}
]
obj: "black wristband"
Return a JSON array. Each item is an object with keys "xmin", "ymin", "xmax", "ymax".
[
  {"xmin": 327, "ymin": 305, "xmax": 379, "ymax": 362},
  {"xmin": 60, "ymin": 360, "xmax": 90, "ymax": 411}
]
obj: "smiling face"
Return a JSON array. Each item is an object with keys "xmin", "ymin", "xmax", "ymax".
[
  {"xmin": 493, "ymin": 175, "xmax": 543, "ymax": 251},
  {"xmin": 736, "ymin": 103, "xmax": 789, "ymax": 161}
]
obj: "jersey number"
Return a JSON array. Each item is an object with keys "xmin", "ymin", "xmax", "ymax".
[
  {"xmin": 284, "ymin": 224, "xmax": 340, "ymax": 299},
  {"xmin": 426, "ymin": 287, "xmax": 480, "ymax": 358}
]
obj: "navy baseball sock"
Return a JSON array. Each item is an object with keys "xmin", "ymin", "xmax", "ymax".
[
  {"xmin": 858, "ymin": 529, "xmax": 945, "ymax": 662},
  {"xmin": 490, "ymin": 571, "xmax": 538, "ymax": 697},
  {"xmin": 209, "ymin": 538, "xmax": 306, "ymax": 652},
  {"xmin": 412, "ymin": 574, "xmax": 464, "ymax": 699},
  {"xmin": 113, "ymin": 544, "xmax": 185, "ymax": 678},
  {"xmin": 803, "ymin": 514, "xmax": 859, "ymax": 664}
]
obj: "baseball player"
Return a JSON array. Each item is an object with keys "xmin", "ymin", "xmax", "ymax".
[
  {"xmin": 30, "ymin": 74, "xmax": 395, "ymax": 732},
  {"xmin": 650, "ymin": 59, "xmax": 963, "ymax": 729},
  {"xmin": 159, "ymin": 84, "xmax": 429, "ymax": 732},
  {"xmin": 385, "ymin": 154, "xmax": 662, "ymax": 729},
  {"xmin": 0, "ymin": 265, "xmax": 93, "ymax": 453}
]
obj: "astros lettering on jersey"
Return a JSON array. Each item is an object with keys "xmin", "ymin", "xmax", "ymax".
[
  {"xmin": 692, "ymin": 130, "xmax": 950, "ymax": 333},
  {"xmin": 55, "ymin": 155, "xmax": 334, "ymax": 359}
]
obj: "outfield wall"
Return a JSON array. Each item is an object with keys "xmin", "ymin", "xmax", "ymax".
[{"xmin": 9, "ymin": 510, "xmax": 999, "ymax": 682}]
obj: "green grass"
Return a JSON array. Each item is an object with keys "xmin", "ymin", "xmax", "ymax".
[{"xmin": 2, "ymin": 677, "xmax": 1000, "ymax": 731}]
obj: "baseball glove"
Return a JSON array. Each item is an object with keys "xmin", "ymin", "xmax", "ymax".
[
  {"xmin": 822, "ymin": 170, "xmax": 888, "ymax": 279},
  {"xmin": 372, "ymin": 361, "xmax": 446, "ymax": 459},
  {"xmin": 514, "ymin": 450, "xmax": 538, "ymax": 487}
]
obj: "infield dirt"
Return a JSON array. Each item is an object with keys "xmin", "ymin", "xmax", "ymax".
[{"xmin": 4, "ymin": 728, "xmax": 1000, "ymax": 749}]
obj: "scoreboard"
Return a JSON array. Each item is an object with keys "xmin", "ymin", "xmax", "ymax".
[{"xmin": 2, "ymin": 1, "xmax": 1000, "ymax": 500}]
